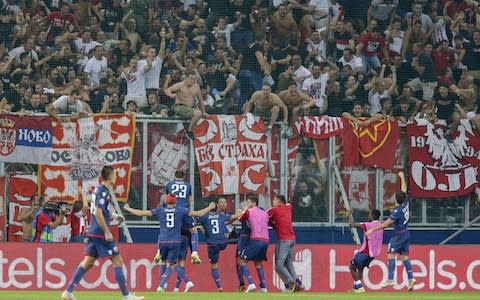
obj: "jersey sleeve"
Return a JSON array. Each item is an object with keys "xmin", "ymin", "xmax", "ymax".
[
  {"xmin": 359, "ymin": 223, "xmax": 366, "ymax": 232},
  {"xmin": 151, "ymin": 208, "xmax": 161, "ymax": 218},
  {"xmin": 95, "ymin": 190, "xmax": 109, "ymax": 211},
  {"xmin": 239, "ymin": 209, "xmax": 249, "ymax": 222},
  {"xmin": 389, "ymin": 208, "xmax": 400, "ymax": 221}
]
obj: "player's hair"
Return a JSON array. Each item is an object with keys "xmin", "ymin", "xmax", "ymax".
[
  {"xmin": 101, "ymin": 166, "xmax": 115, "ymax": 181},
  {"xmin": 276, "ymin": 195, "xmax": 286, "ymax": 204},
  {"xmin": 73, "ymin": 200, "xmax": 84, "ymax": 213},
  {"xmin": 371, "ymin": 209, "xmax": 381, "ymax": 220},
  {"xmin": 175, "ymin": 170, "xmax": 185, "ymax": 179},
  {"xmin": 246, "ymin": 194, "xmax": 258, "ymax": 205},
  {"xmin": 396, "ymin": 191, "xmax": 407, "ymax": 204}
]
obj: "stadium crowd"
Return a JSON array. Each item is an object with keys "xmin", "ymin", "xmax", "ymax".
[{"xmin": 1, "ymin": 0, "xmax": 480, "ymax": 222}]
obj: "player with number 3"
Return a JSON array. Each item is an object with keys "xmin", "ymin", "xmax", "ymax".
[{"xmin": 366, "ymin": 171, "xmax": 416, "ymax": 292}]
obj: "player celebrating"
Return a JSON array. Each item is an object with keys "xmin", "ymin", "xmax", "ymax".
[
  {"xmin": 267, "ymin": 195, "xmax": 303, "ymax": 292},
  {"xmin": 366, "ymin": 172, "xmax": 416, "ymax": 291},
  {"xmin": 197, "ymin": 197, "xmax": 242, "ymax": 291},
  {"xmin": 164, "ymin": 170, "xmax": 202, "ymax": 264},
  {"xmin": 124, "ymin": 194, "xmax": 215, "ymax": 292},
  {"xmin": 238, "ymin": 194, "xmax": 269, "ymax": 293},
  {"xmin": 62, "ymin": 166, "xmax": 144, "ymax": 300},
  {"xmin": 236, "ymin": 214, "xmax": 251, "ymax": 292},
  {"xmin": 347, "ymin": 208, "xmax": 383, "ymax": 293}
]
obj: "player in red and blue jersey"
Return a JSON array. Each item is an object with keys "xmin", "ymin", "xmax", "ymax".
[
  {"xmin": 366, "ymin": 171, "xmax": 416, "ymax": 292},
  {"xmin": 124, "ymin": 194, "xmax": 215, "ymax": 293},
  {"xmin": 197, "ymin": 197, "xmax": 242, "ymax": 291},
  {"xmin": 62, "ymin": 166, "xmax": 144, "ymax": 300},
  {"xmin": 164, "ymin": 170, "xmax": 202, "ymax": 264}
]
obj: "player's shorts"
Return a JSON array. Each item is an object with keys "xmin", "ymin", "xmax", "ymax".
[
  {"xmin": 178, "ymin": 236, "xmax": 189, "ymax": 260},
  {"xmin": 84, "ymin": 237, "xmax": 120, "ymax": 258},
  {"xmin": 388, "ymin": 232, "xmax": 410, "ymax": 254},
  {"xmin": 351, "ymin": 252, "xmax": 374, "ymax": 269},
  {"xmin": 208, "ymin": 242, "xmax": 228, "ymax": 264},
  {"xmin": 238, "ymin": 239, "xmax": 268, "ymax": 261},
  {"xmin": 159, "ymin": 242, "xmax": 181, "ymax": 264},
  {"xmin": 236, "ymin": 235, "xmax": 250, "ymax": 257}
]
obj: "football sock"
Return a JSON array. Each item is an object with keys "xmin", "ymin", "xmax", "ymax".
[
  {"xmin": 160, "ymin": 266, "xmax": 174, "ymax": 288},
  {"xmin": 191, "ymin": 232, "xmax": 199, "ymax": 252},
  {"xmin": 354, "ymin": 279, "xmax": 363, "ymax": 289},
  {"xmin": 113, "ymin": 266, "xmax": 129, "ymax": 297},
  {"xmin": 66, "ymin": 266, "xmax": 86, "ymax": 293},
  {"xmin": 211, "ymin": 268, "xmax": 222, "ymax": 289},
  {"xmin": 403, "ymin": 259, "xmax": 414, "ymax": 280},
  {"xmin": 388, "ymin": 259, "xmax": 396, "ymax": 281},
  {"xmin": 236, "ymin": 264, "xmax": 244, "ymax": 285},
  {"xmin": 241, "ymin": 265, "xmax": 254, "ymax": 285},
  {"xmin": 256, "ymin": 266, "xmax": 266, "ymax": 288},
  {"xmin": 175, "ymin": 265, "xmax": 189, "ymax": 283},
  {"xmin": 175, "ymin": 276, "xmax": 182, "ymax": 289},
  {"xmin": 296, "ymin": 278, "xmax": 303, "ymax": 286}
]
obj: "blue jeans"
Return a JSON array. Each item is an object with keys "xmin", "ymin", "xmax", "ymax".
[
  {"xmin": 360, "ymin": 55, "xmax": 381, "ymax": 74},
  {"xmin": 239, "ymin": 69, "xmax": 263, "ymax": 112}
]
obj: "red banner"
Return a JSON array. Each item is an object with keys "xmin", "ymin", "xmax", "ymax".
[
  {"xmin": 38, "ymin": 114, "xmax": 136, "ymax": 202},
  {"xmin": 0, "ymin": 176, "xmax": 5, "ymax": 241},
  {"xmin": 343, "ymin": 118, "xmax": 399, "ymax": 169},
  {"xmin": 1, "ymin": 243, "xmax": 480, "ymax": 292},
  {"xmin": 193, "ymin": 115, "xmax": 267, "ymax": 196},
  {"xmin": 407, "ymin": 119, "xmax": 480, "ymax": 198},
  {"xmin": 295, "ymin": 116, "xmax": 346, "ymax": 139}
]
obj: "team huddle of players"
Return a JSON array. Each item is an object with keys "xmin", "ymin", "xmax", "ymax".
[{"xmin": 61, "ymin": 166, "xmax": 414, "ymax": 299}]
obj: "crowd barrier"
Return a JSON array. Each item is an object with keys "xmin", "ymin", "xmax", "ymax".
[{"xmin": 1, "ymin": 243, "xmax": 480, "ymax": 292}]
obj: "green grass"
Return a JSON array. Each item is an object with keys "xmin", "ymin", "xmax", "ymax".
[{"xmin": 0, "ymin": 291, "xmax": 478, "ymax": 300}]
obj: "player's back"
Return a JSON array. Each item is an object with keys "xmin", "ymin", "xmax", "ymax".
[
  {"xmin": 166, "ymin": 180, "xmax": 192, "ymax": 209},
  {"xmin": 88, "ymin": 185, "xmax": 111, "ymax": 238},
  {"xmin": 153, "ymin": 205, "xmax": 189, "ymax": 242},
  {"xmin": 390, "ymin": 201, "xmax": 410, "ymax": 233},
  {"xmin": 199, "ymin": 212, "xmax": 231, "ymax": 244}
]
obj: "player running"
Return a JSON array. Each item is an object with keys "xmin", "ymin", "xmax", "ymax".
[
  {"xmin": 347, "ymin": 208, "xmax": 383, "ymax": 293},
  {"xmin": 366, "ymin": 171, "xmax": 416, "ymax": 291},
  {"xmin": 62, "ymin": 166, "xmax": 144, "ymax": 300},
  {"xmin": 267, "ymin": 195, "xmax": 304, "ymax": 292},
  {"xmin": 238, "ymin": 194, "xmax": 269, "ymax": 293},
  {"xmin": 124, "ymin": 194, "xmax": 215, "ymax": 292},
  {"xmin": 197, "ymin": 197, "xmax": 242, "ymax": 291}
]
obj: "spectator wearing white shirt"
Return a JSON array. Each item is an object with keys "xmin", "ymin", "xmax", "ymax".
[
  {"xmin": 291, "ymin": 54, "xmax": 312, "ymax": 90},
  {"xmin": 304, "ymin": 30, "xmax": 327, "ymax": 67},
  {"xmin": 212, "ymin": 17, "xmax": 241, "ymax": 48},
  {"xmin": 137, "ymin": 34, "xmax": 166, "ymax": 91},
  {"xmin": 337, "ymin": 48, "xmax": 363, "ymax": 74},
  {"xmin": 84, "ymin": 45, "xmax": 108, "ymax": 89},
  {"xmin": 74, "ymin": 29, "xmax": 101, "ymax": 71},
  {"xmin": 299, "ymin": 0, "xmax": 331, "ymax": 39},
  {"xmin": 9, "ymin": 38, "xmax": 39, "ymax": 65},
  {"xmin": 119, "ymin": 57, "xmax": 152, "ymax": 109},
  {"xmin": 46, "ymin": 89, "xmax": 90, "ymax": 122}
]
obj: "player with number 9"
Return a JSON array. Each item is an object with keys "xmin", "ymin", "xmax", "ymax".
[
  {"xmin": 366, "ymin": 171, "xmax": 416, "ymax": 292},
  {"xmin": 123, "ymin": 194, "xmax": 216, "ymax": 292},
  {"xmin": 197, "ymin": 198, "xmax": 243, "ymax": 291}
]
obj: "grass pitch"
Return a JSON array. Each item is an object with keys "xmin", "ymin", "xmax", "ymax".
[{"xmin": 0, "ymin": 291, "xmax": 478, "ymax": 300}]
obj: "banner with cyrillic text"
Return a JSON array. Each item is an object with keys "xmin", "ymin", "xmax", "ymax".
[
  {"xmin": 193, "ymin": 115, "xmax": 267, "ymax": 196},
  {"xmin": 0, "ymin": 115, "xmax": 53, "ymax": 164},
  {"xmin": 407, "ymin": 119, "xmax": 480, "ymax": 198},
  {"xmin": 39, "ymin": 114, "xmax": 136, "ymax": 202}
]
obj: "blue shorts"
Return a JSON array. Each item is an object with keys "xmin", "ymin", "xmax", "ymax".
[
  {"xmin": 84, "ymin": 237, "xmax": 120, "ymax": 258},
  {"xmin": 178, "ymin": 236, "xmax": 189, "ymax": 260},
  {"xmin": 208, "ymin": 242, "xmax": 228, "ymax": 263},
  {"xmin": 236, "ymin": 236, "xmax": 250, "ymax": 256},
  {"xmin": 388, "ymin": 233, "xmax": 410, "ymax": 254},
  {"xmin": 351, "ymin": 252, "xmax": 374, "ymax": 269},
  {"xmin": 159, "ymin": 242, "xmax": 181, "ymax": 264},
  {"xmin": 239, "ymin": 240, "xmax": 268, "ymax": 261}
]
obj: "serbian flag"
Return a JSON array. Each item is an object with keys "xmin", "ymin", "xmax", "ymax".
[{"xmin": 343, "ymin": 118, "xmax": 399, "ymax": 169}]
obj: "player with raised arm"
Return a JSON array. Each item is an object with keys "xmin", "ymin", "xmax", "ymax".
[
  {"xmin": 238, "ymin": 194, "xmax": 270, "ymax": 293},
  {"xmin": 197, "ymin": 197, "xmax": 243, "ymax": 291},
  {"xmin": 366, "ymin": 171, "xmax": 416, "ymax": 291},
  {"xmin": 347, "ymin": 208, "xmax": 383, "ymax": 293},
  {"xmin": 124, "ymin": 194, "xmax": 216, "ymax": 293},
  {"xmin": 62, "ymin": 166, "xmax": 143, "ymax": 300}
]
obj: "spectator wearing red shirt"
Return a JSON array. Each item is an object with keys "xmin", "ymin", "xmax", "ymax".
[
  {"xmin": 69, "ymin": 189, "xmax": 90, "ymax": 243},
  {"xmin": 267, "ymin": 195, "xmax": 303, "ymax": 292},
  {"xmin": 33, "ymin": 201, "xmax": 65, "ymax": 242},
  {"xmin": 432, "ymin": 40, "xmax": 455, "ymax": 77},
  {"xmin": 357, "ymin": 26, "xmax": 389, "ymax": 74},
  {"xmin": 46, "ymin": 2, "xmax": 78, "ymax": 45}
]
